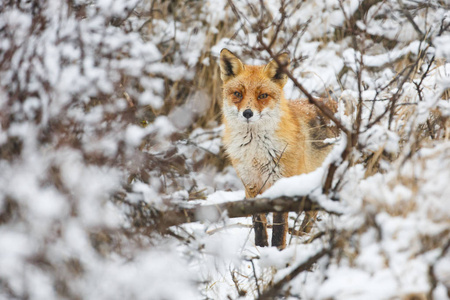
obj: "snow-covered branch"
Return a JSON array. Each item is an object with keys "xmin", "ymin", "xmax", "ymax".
[{"xmin": 121, "ymin": 195, "xmax": 339, "ymax": 231}]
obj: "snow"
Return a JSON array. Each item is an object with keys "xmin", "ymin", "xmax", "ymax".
[
  {"xmin": 0, "ymin": 0, "xmax": 449, "ymax": 299},
  {"xmin": 261, "ymin": 166, "xmax": 324, "ymax": 198},
  {"xmin": 435, "ymin": 35, "xmax": 450, "ymax": 59},
  {"xmin": 205, "ymin": 190, "xmax": 246, "ymax": 205}
]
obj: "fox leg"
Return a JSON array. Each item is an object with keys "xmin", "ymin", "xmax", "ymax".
[
  {"xmin": 253, "ymin": 214, "xmax": 269, "ymax": 247},
  {"xmin": 272, "ymin": 212, "xmax": 288, "ymax": 249},
  {"xmin": 246, "ymin": 188, "xmax": 268, "ymax": 247}
]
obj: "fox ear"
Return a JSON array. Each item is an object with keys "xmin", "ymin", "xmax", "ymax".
[
  {"xmin": 264, "ymin": 53, "xmax": 290, "ymax": 86},
  {"xmin": 219, "ymin": 49, "xmax": 244, "ymax": 82}
]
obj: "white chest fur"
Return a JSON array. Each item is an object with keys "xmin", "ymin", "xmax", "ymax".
[{"xmin": 223, "ymin": 104, "xmax": 286, "ymax": 192}]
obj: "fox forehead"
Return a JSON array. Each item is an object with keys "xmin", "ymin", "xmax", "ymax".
[{"xmin": 223, "ymin": 65, "xmax": 282, "ymax": 96}]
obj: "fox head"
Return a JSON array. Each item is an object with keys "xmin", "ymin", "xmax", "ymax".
[{"xmin": 219, "ymin": 49, "xmax": 290, "ymax": 125}]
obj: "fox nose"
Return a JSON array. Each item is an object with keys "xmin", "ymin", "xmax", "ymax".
[{"xmin": 243, "ymin": 109, "xmax": 253, "ymax": 119}]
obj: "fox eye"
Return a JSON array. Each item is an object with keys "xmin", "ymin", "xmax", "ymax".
[
  {"xmin": 258, "ymin": 93, "xmax": 268, "ymax": 100},
  {"xmin": 233, "ymin": 91, "xmax": 242, "ymax": 98}
]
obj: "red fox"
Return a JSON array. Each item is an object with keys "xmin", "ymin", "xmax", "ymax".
[{"xmin": 219, "ymin": 49, "xmax": 337, "ymax": 249}]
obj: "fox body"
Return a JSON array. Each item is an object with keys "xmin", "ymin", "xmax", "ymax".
[{"xmin": 219, "ymin": 49, "xmax": 337, "ymax": 249}]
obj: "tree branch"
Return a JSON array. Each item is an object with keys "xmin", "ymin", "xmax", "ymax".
[
  {"xmin": 153, "ymin": 195, "xmax": 337, "ymax": 231},
  {"xmin": 397, "ymin": 0, "xmax": 425, "ymax": 40},
  {"xmin": 258, "ymin": 247, "xmax": 330, "ymax": 300}
]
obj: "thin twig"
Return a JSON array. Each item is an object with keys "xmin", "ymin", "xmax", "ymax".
[
  {"xmin": 230, "ymin": 268, "xmax": 246, "ymax": 297},
  {"xmin": 258, "ymin": 248, "xmax": 329, "ymax": 300},
  {"xmin": 256, "ymin": 142, "xmax": 288, "ymax": 195},
  {"xmin": 250, "ymin": 258, "xmax": 261, "ymax": 298},
  {"xmin": 397, "ymin": 0, "xmax": 425, "ymax": 40}
]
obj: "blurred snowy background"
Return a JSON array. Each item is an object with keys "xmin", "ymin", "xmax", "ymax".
[{"xmin": 0, "ymin": 0, "xmax": 449, "ymax": 299}]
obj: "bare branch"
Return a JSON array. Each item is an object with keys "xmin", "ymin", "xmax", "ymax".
[
  {"xmin": 257, "ymin": 39, "xmax": 350, "ymax": 136},
  {"xmin": 250, "ymin": 258, "xmax": 262, "ymax": 298},
  {"xmin": 258, "ymin": 247, "xmax": 330, "ymax": 300},
  {"xmin": 124, "ymin": 195, "xmax": 339, "ymax": 232},
  {"xmin": 397, "ymin": 0, "xmax": 425, "ymax": 40}
]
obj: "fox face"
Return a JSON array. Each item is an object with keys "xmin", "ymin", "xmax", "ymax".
[{"xmin": 219, "ymin": 49, "xmax": 290, "ymax": 125}]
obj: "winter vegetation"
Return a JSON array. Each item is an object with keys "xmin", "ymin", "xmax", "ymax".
[{"xmin": 0, "ymin": 0, "xmax": 449, "ymax": 299}]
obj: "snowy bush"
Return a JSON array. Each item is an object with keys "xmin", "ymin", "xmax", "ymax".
[{"xmin": 0, "ymin": 0, "xmax": 449, "ymax": 299}]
